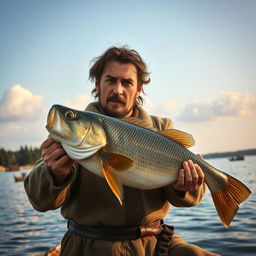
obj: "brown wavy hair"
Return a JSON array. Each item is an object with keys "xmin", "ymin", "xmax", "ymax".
[{"xmin": 89, "ymin": 46, "xmax": 150, "ymax": 106}]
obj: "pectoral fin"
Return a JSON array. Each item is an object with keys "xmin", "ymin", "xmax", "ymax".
[
  {"xmin": 102, "ymin": 164, "xmax": 123, "ymax": 205},
  {"xmin": 158, "ymin": 129, "xmax": 195, "ymax": 148},
  {"xmin": 99, "ymin": 151, "xmax": 133, "ymax": 171}
]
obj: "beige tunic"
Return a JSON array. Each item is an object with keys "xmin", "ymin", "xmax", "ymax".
[{"xmin": 24, "ymin": 102, "xmax": 209, "ymax": 256}]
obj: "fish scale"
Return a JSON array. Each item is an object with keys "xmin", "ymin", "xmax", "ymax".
[{"xmin": 98, "ymin": 114, "xmax": 198, "ymax": 184}]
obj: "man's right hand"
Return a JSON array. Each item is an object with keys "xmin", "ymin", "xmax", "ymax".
[{"xmin": 40, "ymin": 136, "xmax": 74, "ymax": 185}]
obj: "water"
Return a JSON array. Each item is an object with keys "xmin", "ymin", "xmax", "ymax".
[
  {"xmin": 165, "ymin": 156, "xmax": 256, "ymax": 256},
  {"xmin": 0, "ymin": 156, "xmax": 255, "ymax": 256}
]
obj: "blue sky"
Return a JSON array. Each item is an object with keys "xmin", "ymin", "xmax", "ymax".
[{"xmin": 0, "ymin": 0, "xmax": 255, "ymax": 154}]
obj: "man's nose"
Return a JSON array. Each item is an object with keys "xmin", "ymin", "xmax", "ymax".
[{"xmin": 113, "ymin": 81, "xmax": 123, "ymax": 94}]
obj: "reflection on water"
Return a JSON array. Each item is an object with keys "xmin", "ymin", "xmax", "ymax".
[{"xmin": 0, "ymin": 156, "xmax": 256, "ymax": 255}]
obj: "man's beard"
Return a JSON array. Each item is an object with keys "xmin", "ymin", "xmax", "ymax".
[{"xmin": 98, "ymin": 94, "xmax": 136, "ymax": 118}]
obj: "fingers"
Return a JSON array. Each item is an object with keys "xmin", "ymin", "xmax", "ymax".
[
  {"xmin": 195, "ymin": 163, "xmax": 204, "ymax": 186},
  {"xmin": 197, "ymin": 153, "xmax": 203, "ymax": 159},
  {"xmin": 47, "ymin": 154, "xmax": 73, "ymax": 172},
  {"xmin": 181, "ymin": 161, "xmax": 192, "ymax": 189},
  {"xmin": 40, "ymin": 136, "xmax": 56, "ymax": 152},
  {"xmin": 183, "ymin": 160, "xmax": 204, "ymax": 191},
  {"xmin": 43, "ymin": 143, "xmax": 65, "ymax": 163},
  {"xmin": 185, "ymin": 160, "xmax": 198, "ymax": 189},
  {"xmin": 175, "ymin": 169, "xmax": 185, "ymax": 186},
  {"xmin": 40, "ymin": 136, "xmax": 74, "ymax": 175},
  {"xmin": 172, "ymin": 159, "xmax": 205, "ymax": 192}
]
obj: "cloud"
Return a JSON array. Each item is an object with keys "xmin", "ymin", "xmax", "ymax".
[
  {"xmin": 64, "ymin": 94, "xmax": 93, "ymax": 110},
  {"xmin": 177, "ymin": 91, "xmax": 256, "ymax": 122},
  {"xmin": 0, "ymin": 85, "xmax": 44, "ymax": 122},
  {"xmin": 156, "ymin": 99, "xmax": 177, "ymax": 114},
  {"xmin": 144, "ymin": 97, "xmax": 177, "ymax": 116}
]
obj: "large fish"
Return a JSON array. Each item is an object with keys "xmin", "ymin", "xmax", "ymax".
[{"xmin": 46, "ymin": 104, "xmax": 251, "ymax": 227}]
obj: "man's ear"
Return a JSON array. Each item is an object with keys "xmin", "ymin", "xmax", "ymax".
[
  {"xmin": 95, "ymin": 81, "xmax": 100, "ymax": 92},
  {"xmin": 136, "ymin": 87, "xmax": 142, "ymax": 98}
]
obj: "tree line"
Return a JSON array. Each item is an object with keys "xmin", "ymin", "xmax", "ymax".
[{"xmin": 0, "ymin": 146, "xmax": 41, "ymax": 168}]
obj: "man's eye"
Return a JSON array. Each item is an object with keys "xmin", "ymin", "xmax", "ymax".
[
  {"xmin": 106, "ymin": 78, "xmax": 115, "ymax": 83},
  {"xmin": 123, "ymin": 80, "xmax": 132, "ymax": 86}
]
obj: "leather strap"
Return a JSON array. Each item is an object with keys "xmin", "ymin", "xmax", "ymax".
[{"xmin": 67, "ymin": 219, "xmax": 163, "ymax": 241}]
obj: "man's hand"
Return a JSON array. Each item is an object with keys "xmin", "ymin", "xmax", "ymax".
[
  {"xmin": 40, "ymin": 136, "xmax": 74, "ymax": 185},
  {"xmin": 171, "ymin": 156, "xmax": 204, "ymax": 192}
]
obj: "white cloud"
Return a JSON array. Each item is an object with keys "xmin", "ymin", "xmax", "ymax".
[
  {"xmin": 177, "ymin": 91, "xmax": 256, "ymax": 122},
  {"xmin": 0, "ymin": 85, "xmax": 44, "ymax": 122},
  {"xmin": 144, "ymin": 97, "xmax": 177, "ymax": 116},
  {"xmin": 64, "ymin": 94, "xmax": 93, "ymax": 110},
  {"xmin": 156, "ymin": 99, "xmax": 177, "ymax": 114}
]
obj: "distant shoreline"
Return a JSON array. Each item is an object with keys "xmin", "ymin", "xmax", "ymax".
[
  {"xmin": 0, "ymin": 164, "xmax": 33, "ymax": 172},
  {"xmin": 203, "ymin": 148, "xmax": 256, "ymax": 159},
  {"xmin": 0, "ymin": 149, "xmax": 255, "ymax": 172}
]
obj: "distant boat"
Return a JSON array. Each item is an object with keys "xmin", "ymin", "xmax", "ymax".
[
  {"xmin": 229, "ymin": 155, "xmax": 245, "ymax": 161},
  {"xmin": 13, "ymin": 172, "xmax": 27, "ymax": 182}
]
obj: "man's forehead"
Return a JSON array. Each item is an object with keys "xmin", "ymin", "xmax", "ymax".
[{"xmin": 103, "ymin": 61, "xmax": 137, "ymax": 78}]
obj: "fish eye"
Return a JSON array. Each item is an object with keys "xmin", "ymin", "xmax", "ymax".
[{"xmin": 64, "ymin": 110, "xmax": 77, "ymax": 120}]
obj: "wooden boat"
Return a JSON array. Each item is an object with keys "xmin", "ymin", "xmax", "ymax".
[
  {"xmin": 229, "ymin": 155, "xmax": 244, "ymax": 161},
  {"xmin": 45, "ymin": 244, "xmax": 61, "ymax": 256},
  {"xmin": 13, "ymin": 172, "xmax": 26, "ymax": 182},
  {"xmin": 44, "ymin": 244, "xmax": 61, "ymax": 256}
]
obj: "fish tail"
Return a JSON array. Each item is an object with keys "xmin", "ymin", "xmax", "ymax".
[{"xmin": 209, "ymin": 173, "xmax": 251, "ymax": 227}]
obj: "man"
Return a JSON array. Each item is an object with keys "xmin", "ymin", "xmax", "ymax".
[{"xmin": 24, "ymin": 46, "xmax": 220, "ymax": 256}]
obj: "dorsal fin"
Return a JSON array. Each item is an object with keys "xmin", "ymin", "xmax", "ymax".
[
  {"xmin": 158, "ymin": 129, "xmax": 195, "ymax": 148},
  {"xmin": 121, "ymin": 117, "xmax": 158, "ymax": 132}
]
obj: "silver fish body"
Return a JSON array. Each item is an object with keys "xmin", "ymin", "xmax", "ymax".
[{"xmin": 46, "ymin": 104, "xmax": 251, "ymax": 227}]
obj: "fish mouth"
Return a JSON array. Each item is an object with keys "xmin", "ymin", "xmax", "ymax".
[{"xmin": 46, "ymin": 107, "xmax": 56, "ymax": 129}]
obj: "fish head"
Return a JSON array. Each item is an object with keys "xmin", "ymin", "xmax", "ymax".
[{"xmin": 46, "ymin": 104, "xmax": 107, "ymax": 159}]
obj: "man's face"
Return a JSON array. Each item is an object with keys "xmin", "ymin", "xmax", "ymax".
[{"xmin": 96, "ymin": 61, "xmax": 140, "ymax": 118}]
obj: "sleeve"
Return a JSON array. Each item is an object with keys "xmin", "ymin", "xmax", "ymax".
[
  {"xmin": 163, "ymin": 184, "xmax": 206, "ymax": 207},
  {"xmin": 24, "ymin": 158, "xmax": 78, "ymax": 212},
  {"xmin": 150, "ymin": 116, "xmax": 173, "ymax": 130}
]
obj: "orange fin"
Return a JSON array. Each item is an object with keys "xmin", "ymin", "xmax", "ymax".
[
  {"xmin": 99, "ymin": 151, "xmax": 133, "ymax": 171},
  {"xmin": 102, "ymin": 164, "xmax": 123, "ymax": 205},
  {"xmin": 210, "ymin": 173, "xmax": 251, "ymax": 227},
  {"xmin": 158, "ymin": 129, "xmax": 195, "ymax": 148}
]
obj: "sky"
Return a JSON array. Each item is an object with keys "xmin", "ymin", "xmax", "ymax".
[{"xmin": 0, "ymin": 0, "xmax": 255, "ymax": 154}]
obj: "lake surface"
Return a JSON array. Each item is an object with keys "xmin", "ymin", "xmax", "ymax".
[{"xmin": 0, "ymin": 156, "xmax": 255, "ymax": 256}]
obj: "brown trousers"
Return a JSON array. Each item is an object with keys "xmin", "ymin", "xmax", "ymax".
[{"xmin": 60, "ymin": 231, "xmax": 221, "ymax": 256}]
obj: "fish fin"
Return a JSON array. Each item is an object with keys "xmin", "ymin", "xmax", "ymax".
[
  {"xmin": 102, "ymin": 164, "xmax": 123, "ymax": 205},
  {"xmin": 209, "ymin": 173, "xmax": 251, "ymax": 227},
  {"xmin": 158, "ymin": 129, "xmax": 195, "ymax": 148},
  {"xmin": 99, "ymin": 151, "xmax": 134, "ymax": 171},
  {"xmin": 122, "ymin": 117, "xmax": 158, "ymax": 132}
]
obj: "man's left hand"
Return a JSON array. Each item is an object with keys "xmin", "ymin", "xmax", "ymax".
[{"xmin": 171, "ymin": 158, "xmax": 204, "ymax": 192}]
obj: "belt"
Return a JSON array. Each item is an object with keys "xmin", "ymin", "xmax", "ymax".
[{"xmin": 67, "ymin": 219, "xmax": 163, "ymax": 241}]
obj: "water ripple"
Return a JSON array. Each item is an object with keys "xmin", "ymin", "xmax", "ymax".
[{"xmin": 1, "ymin": 157, "xmax": 256, "ymax": 255}]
